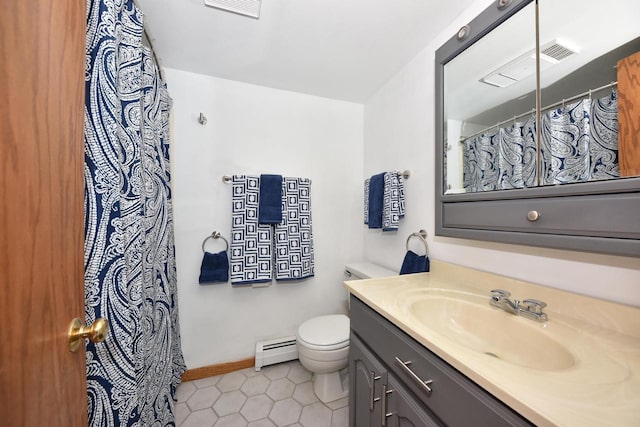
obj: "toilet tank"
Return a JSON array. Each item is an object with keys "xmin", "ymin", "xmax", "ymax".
[
  {"xmin": 343, "ymin": 263, "xmax": 397, "ymax": 312},
  {"xmin": 344, "ymin": 262, "xmax": 396, "ymax": 280}
]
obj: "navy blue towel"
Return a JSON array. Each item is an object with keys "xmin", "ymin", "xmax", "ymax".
[
  {"xmin": 399, "ymin": 250, "xmax": 430, "ymax": 275},
  {"xmin": 258, "ymin": 174, "xmax": 283, "ymax": 224},
  {"xmin": 199, "ymin": 250, "xmax": 229, "ymax": 284},
  {"xmin": 367, "ymin": 173, "xmax": 385, "ymax": 228}
]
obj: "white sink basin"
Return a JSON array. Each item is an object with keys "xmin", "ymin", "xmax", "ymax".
[{"xmin": 405, "ymin": 291, "xmax": 575, "ymax": 371}]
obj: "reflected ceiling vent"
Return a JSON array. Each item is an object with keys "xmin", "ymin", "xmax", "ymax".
[
  {"xmin": 203, "ymin": 0, "xmax": 262, "ymax": 19},
  {"xmin": 481, "ymin": 39, "xmax": 579, "ymax": 88},
  {"xmin": 541, "ymin": 40, "xmax": 578, "ymax": 61}
]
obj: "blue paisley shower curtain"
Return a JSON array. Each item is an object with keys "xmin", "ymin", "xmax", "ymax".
[
  {"xmin": 540, "ymin": 92, "xmax": 620, "ymax": 184},
  {"xmin": 463, "ymin": 117, "xmax": 537, "ymax": 192},
  {"xmin": 463, "ymin": 91, "xmax": 619, "ymax": 192},
  {"xmin": 84, "ymin": 1, "xmax": 186, "ymax": 425}
]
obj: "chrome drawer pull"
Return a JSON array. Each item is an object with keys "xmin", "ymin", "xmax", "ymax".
[
  {"xmin": 395, "ymin": 356, "xmax": 433, "ymax": 393},
  {"xmin": 527, "ymin": 210, "xmax": 540, "ymax": 222},
  {"xmin": 381, "ymin": 384, "xmax": 394, "ymax": 426},
  {"xmin": 369, "ymin": 371, "xmax": 380, "ymax": 410}
]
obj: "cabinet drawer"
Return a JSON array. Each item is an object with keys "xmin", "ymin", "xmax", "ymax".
[
  {"xmin": 350, "ymin": 296, "xmax": 533, "ymax": 427},
  {"xmin": 442, "ymin": 193, "xmax": 640, "ymax": 239}
]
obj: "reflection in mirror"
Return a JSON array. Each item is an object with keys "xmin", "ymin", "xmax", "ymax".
[
  {"xmin": 443, "ymin": 0, "xmax": 640, "ymax": 195},
  {"xmin": 436, "ymin": 0, "xmax": 640, "ymax": 257},
  {"xmin": 538, "ymin": 0, "xmax": 640, "ymax": 185},
  {"xmin": 444, "ymin": 3, "xmax": 536, "ymax": 194}
]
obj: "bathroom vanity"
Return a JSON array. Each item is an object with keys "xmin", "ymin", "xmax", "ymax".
[
  {"xmin": 349, "ymin": 296, "xmax": 531, "ymax": 426},
  {"xmin": 345, "ymin": 260, "xmax": 640, "ymax": 426}
]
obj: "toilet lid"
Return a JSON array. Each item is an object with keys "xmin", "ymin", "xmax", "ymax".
[{"xmin": 297, "ymin": 314, "xmax": 350, "ymax": 350}]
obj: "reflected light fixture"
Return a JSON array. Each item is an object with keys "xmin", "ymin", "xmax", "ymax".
[
  {"xmin": 481, "ymin": 39, "xmax": 579, "ymax": 88},
  {"xmin": 203, "ymin": 0, "xmax": 262, "ymax": 19}
]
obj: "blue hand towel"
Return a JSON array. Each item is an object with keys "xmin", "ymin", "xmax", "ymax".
[
  {"xmin": 367, "ymin": 173, "xmax": 385, "ymax": 228},
  {"xmin": 399, "ymin": 250, "xmax": 430, "ymax": 275},
  {"xmin": 258, "ymin": 174, "xmax": 283, "ymax": 224},
  {"xmin": 199, "ymin": 250, "xmax": 229, "ymax": 284}
]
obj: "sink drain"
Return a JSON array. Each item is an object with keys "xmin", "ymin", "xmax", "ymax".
[{"xmin": 484, "ymin": 352, "xmax": 500, "ymax": 359}]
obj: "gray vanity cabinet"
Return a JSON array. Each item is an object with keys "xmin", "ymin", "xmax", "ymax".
[
  {"xmin": 386, "ymin": 374, "xmax": 441, "ymax": 427},
  {"xmin": 349, "ymin": 334, "xmax": 387, "ymax": 427},
  {"xmin": 349, "ymin": 295, "xmax": 534, "ymax": 427},
  {"xmin": 350, "ymin": 334, "xmax": 439, "ymax": 427}
]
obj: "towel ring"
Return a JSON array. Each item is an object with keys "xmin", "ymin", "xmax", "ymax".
[
  {"xmin": 406, "ymin": 229, "xmax": 429, "ymax": 257},
  {"xmin": 202, "ymin": 231, "xmax": 229, "ymax": 253}
]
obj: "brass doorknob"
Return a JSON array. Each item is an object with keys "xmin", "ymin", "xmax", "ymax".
[{"xmin": 68, "ymin": 317, "xmax": 108, "ymax": 352}]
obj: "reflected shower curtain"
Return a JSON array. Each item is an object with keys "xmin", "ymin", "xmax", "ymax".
[
  {"xmin": 541, "ymin": 92, "xmax": 620, "ymax": 184},
  {"xmin": 84, "ymin": 1, "xmax": 186, "ymax": 425},
  {"xmin": 541, "ymin": 99, "xmax": 592, "ymax": 184},
  {"xmin": 497, "ymin": 117, "xmax": 537, "ymax": 189},
  {"xmin": 463, "ymin": 117, "xmax": 537, "ymax": 192},
  {"xmin": 589, "ymin": 91, "xmax": 620, "ymax": 180},
  {"xmin": 462, "ymin": 91, "xmax": 619, "ymax": 192}
]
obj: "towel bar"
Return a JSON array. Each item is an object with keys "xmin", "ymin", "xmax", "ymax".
[
  {"xmin": 406, "ymin": 229, "xmax": 428, "ymax": 256},
  {"xmin": 202, "ymin": 231, "xmax": 229, "ymax": 253},
  {"xmin": 397, "ymin": 170, "xmax": 411, "ymax": 179},
  {"xmin": 221, "ymin": 172, "xmax": 410, "ymax": 184},
  {"xmin": 221, "ymin": 174, "xmax": 313, "ymax": 183}
]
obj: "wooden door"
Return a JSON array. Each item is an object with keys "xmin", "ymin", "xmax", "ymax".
[
  {"xmin": 0, "ymin": 0, "xmax": 87, "ymax": 425},
  {"xmin": 618, "ymin": 50, "xmax": 640, "ymax": 177}
]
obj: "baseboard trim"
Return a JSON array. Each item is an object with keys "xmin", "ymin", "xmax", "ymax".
[{"xmin": 181, "ymin": 357, "xmax": 255, "ymax": 382}]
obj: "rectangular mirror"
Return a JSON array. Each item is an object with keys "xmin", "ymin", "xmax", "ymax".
[
  {"xmin": 444, "ymin": 2, "xmax": 536, "ymax": 194},
  {"xmin": 435, "ymin": 0, "xmax": 640, "ymax": 257}
]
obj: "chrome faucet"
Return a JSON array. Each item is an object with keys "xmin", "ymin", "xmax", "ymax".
[{"xmin": 490, "ymin": 289, "xmax": 548, "ymax": 322}]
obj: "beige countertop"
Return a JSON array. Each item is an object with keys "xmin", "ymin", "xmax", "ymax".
[{"xmin": 345, "ymin": 260, "xmax": 640, "ymax": 427}]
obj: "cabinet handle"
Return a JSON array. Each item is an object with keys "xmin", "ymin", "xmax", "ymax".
[
  {"xmin": 369, "ymin": 371, "xmax": 380, "ymax": 411},
  {"xmin": 381, "ymin": 384, "xmax": 393, "ymax": 426},
  {"xmin": 395, "ymin": 356, "xmax": 433, "ymax": 394}
]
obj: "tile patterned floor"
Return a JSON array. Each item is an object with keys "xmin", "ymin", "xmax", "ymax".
[{"xmin": 175, "ymin": 360, "xmax": 348, "ymax": 427}]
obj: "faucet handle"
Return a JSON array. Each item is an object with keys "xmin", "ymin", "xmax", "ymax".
[
  {"xmin": 490, "ymin": 289, "xmax": 511, "ymax": 300},
  {"xmin": 521, "ymin": 299, "xmax": 547, "ymax": 314}
]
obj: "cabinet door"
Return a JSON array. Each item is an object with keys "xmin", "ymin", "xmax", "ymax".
[
  {"xmin": 350, "ymin": 333, "xmax": 387, "ymax": 427},
  {"xmin": 385, "ymin": 374, "xmax": 441, "ymax": 427}
]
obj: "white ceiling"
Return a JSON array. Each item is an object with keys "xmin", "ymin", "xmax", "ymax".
[{"xmin": 137, "ymin": 0, "xmax": 476, "ymax": 103}]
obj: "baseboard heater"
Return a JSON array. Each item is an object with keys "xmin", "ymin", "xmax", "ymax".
[{"xmin": 254, "ymin": 336, "xmax": 298, "ymax": 371}]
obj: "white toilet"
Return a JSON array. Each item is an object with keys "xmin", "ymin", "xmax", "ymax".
[{"xmin": 296, "ymin": 262, "xmax": 397, "ymax": 403}]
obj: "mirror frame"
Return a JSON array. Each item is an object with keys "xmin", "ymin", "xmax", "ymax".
[{"xmin": 435, "ymin": 0, "xmax": 640, "ymax": 257}]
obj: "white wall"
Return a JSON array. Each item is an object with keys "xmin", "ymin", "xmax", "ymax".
[
  {"xmin": 445, "ymin": 119, "xmax": 463, "ymax": 192},
  {"xmin": 165, "ymin": 68, "xmax": 364, "ymax": 369},
  {"xmin": 363, "ymin": 0, "xmax": 640, "ymax": 307}
]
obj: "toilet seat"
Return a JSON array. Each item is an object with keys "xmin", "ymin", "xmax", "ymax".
[
  {"xmin": 296, "ymin": 314, "xmax": 349, "ymax": 351},
  {"xmin": 297, "ymin": 336, "xmax": 349, "ymax": 352}
]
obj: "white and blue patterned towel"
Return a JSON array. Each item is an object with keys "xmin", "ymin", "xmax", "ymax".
[
  {"xmin": 363, "ymin": 178, "xmax": 370, "ymax": 224},
  {"xmin": 275, "ymin": 177, "xmax": 315, "ymax": 281},
  {"xmin": 382, "ymin": 172, "xmax": 405, "ymax": 231},
  {"xmin": 398, "ymin": 174, "xmax": 406, "ymax": 217},
  {"xmin": 230, "ymin": 176, "xmax": 273, "ymax": 285}
]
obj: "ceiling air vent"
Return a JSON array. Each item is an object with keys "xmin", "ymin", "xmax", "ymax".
[{"xmin": 203, "ymin": 0, "xmax": 262, "ymax": 19}]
